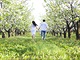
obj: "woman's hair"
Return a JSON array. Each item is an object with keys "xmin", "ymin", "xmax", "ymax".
[{"xmin": 32, "ymin": 21, "xmax": 37, "ymax": 26}]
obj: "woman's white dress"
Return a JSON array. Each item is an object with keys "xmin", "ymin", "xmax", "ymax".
[{"xmin": 31, "ymin": 24, "xmax": 36, "ymax": 35}]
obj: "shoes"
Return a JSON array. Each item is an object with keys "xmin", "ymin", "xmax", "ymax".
[
  {"xmin": 42, "ymin": 37, "xmax": 45, "ymax": 40},
  {"xmin": 41, "ymin": 36, "xmax": 45, "ymax": 40},
  {"xmin": 42, "ymin": 37, "xmax": 43, "ymax": 39}
]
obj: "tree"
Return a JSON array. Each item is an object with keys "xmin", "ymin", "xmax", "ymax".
[
  {"xmin": 0, "ymin": 0, "xmax": 33, "ymax": 38},
  {"xmin": 44, "ymin": 0, "xmax": 80, "ymax": 38}
]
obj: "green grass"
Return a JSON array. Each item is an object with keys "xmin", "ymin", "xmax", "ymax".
[{"xmin": 0, "ymin": 33, "xmax": 80, "ymax": 60}]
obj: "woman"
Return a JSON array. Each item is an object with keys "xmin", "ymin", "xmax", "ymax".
[{"xmin": 31, "ymin": 21, "xmax": 38, "ymax": 40}]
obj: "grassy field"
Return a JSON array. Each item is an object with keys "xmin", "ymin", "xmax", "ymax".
[{"xmin": 0, "ymin": 32, "xmax": 80, "ymax": 60}]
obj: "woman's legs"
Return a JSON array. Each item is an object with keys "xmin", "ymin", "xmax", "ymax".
[
  {"xmin": 32, "ymin": 34, "xmax": 35, "ymax": 40},
  {"xmin": 31, "ymin": 30, "xmax": 36, "ymax": 40}
]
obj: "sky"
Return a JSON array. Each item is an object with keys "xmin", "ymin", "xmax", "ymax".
[{"xmin": 29, "ymin": 0, "xmax": 46, "ymax": 25}]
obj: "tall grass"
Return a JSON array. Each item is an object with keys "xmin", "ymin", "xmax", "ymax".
[{"xmin": 0, "ymin": 32, "xmax": 80, "ymax": 60}]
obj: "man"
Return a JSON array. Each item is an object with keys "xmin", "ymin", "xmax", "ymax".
[{"xmin": 39, "ymin": 19, "xmax": 48, "ymax": 40}]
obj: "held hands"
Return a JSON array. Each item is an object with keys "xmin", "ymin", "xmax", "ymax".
[
  {"xmin": 38, "ymin": 27, "xmax": 40, "ymax": 30},
  {"xmin": 36, "ymin": 26, "xmax": 40, "ymax": 31}
]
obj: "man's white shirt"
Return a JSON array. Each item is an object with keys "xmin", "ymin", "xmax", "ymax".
[{"xmin": 40, "ymin": 22, "xmax": 48, "ymax": 31}]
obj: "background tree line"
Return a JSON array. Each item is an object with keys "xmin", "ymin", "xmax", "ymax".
[
  {"xmin": 0, "ymin": 0, "xmax": 33, "ymax": 38},
  {"xmin": 44, "ymin": 0, "xmax": 80, "ymax": 39}
]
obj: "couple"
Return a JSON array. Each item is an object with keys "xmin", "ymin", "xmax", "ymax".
[{"xmin": 31, "ymin": 20, "xmax": 48, "ymax": 40}]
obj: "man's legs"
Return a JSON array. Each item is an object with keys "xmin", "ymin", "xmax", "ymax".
[
  {"xmin": 43, "ymin": 31, "xmax": 46, "ymax": 40},
  {"xmin": 41, "ymin": 31, "xmax": 43, "ymax": 38},
  {"xmin": 41, "ymin": 31, "xmax": 46, "ymax": 40}
]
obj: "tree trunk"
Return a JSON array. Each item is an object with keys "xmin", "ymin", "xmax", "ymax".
[
  {"xmin": 66, "ymin": 21, "xmax": 71, "ymax": 38},
  {"xmin": 2, "ymin": 32, "xmax": 5, "ymax": 38},
  {"xmin": 56, "ymin": 32, "xmax": 58, "ymax": 36},
  {"xmin": 63, "ymin": 28, "xmax": 66, "ymax": 38},
  {"xmin": 68, "ymin": 27, "xmax": 70, "ymax": 38},
  {"xmin": 60, "ymin": 32, "xmax": 62, "ymax": 37},
  {"xmin": 15, "ymin": 29, "xmax": 17, "ymax": 36},
  {"xmin": 64, "ymin": 31, "xmax": 66, "ymax": 38},
  {"xmin": 8, "ymin": 30, "xmax": 10, "ymax": 37},
  {"xmin": 23, "ymin": 31, "xmax": 25, "ymax": 35},
  {"xmin": 54, "ymin": 32, "xmax": 55, "ymax": 36}
]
